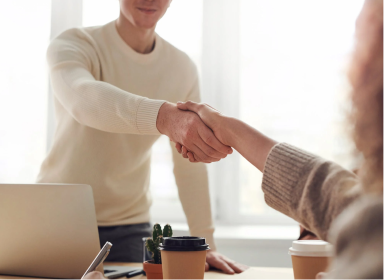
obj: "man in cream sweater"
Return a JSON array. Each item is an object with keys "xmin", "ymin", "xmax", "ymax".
[{"xmin": 37, "ymin": 0, "xmax": 245, "ymax": 274}]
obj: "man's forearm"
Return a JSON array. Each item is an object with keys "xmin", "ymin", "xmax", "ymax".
[
  {"xmin": 224, "ymin": 117, "xmax": 278, "ymax": 172},
  {"xmin": 156, "ymin": 102, "xmax": 173, "ymax": 135}
]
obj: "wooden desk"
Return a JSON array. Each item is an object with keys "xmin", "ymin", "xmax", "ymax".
[{"xmin": 0, "ymin": 262, "xmax": 294, "ymax": 279}]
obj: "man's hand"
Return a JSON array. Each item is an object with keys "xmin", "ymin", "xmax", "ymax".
[
  {"xmin": 205, "ymin": 251, "xmax": 249, "ymax": 274},
  {"xmin": 83, "ymin": 271, "xmax": 106, "ymax": 279},
  {"xmin": 157, "ymin": 102, "xmax": 232, "ymax": 163}
]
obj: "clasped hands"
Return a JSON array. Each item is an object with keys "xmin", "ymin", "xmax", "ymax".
[{"xmin": 156, "ymin": 101, "xmax": 231, "ymax": 163}]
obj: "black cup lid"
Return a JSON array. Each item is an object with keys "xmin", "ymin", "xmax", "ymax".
[{"xmin": 159, "ymin": 236, "xmax": 210, "ymax": 251}]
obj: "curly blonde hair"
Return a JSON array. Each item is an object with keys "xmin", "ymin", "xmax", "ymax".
[{"xmin": 349, "ymin": 0, "xmax": 383, "ymax": 193}]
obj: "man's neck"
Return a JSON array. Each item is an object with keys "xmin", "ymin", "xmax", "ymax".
[{"xmin": 116, "ymin": 14, "xmax": 156, "ymax": 54}]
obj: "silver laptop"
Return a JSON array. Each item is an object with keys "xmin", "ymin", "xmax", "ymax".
[{"xmin": 0, "ymin": 184, "xmax": 141, "ymax": 279}]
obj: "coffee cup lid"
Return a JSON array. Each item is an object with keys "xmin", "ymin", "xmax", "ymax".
[
  {"xmin": 159, "ymin": 236, "xmax": 210, "ymax": 251},
  {"xmin": 289, "ymin": 240, "xmax": 333, "ymax": 257}
]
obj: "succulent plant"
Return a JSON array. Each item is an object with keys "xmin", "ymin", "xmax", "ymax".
[
  {"xmin": 163, "ymin": 224, "xmax": 172, "ymax": 238},
  {"xmin": 145, "ymin": 223, "xmax": 173, "ymax": 264}
]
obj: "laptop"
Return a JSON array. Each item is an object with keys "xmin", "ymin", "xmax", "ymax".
[{"xmin": 0, "ymin": 184, "xmax": 141, "ymax": 279}]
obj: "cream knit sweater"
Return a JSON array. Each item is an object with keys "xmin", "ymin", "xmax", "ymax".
[
  {"xmin": 37, "ymin": 21, "xmax": 215, "ymax": 249},
  {"xmin": 262, "ymin": 143, "xmax": 383, "ymax": 278}
]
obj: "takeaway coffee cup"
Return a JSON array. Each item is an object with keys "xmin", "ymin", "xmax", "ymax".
[
  {"xmin": 159, "ymin": 236, "xmax": 210, "ymax": 279},
  {"xmin": 289, "ymin": 240, "xmax": 333, "ymax": 279}
]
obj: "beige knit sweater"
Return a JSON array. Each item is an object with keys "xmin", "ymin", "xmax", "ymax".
[
  {"xmin": 262, "ymin": 143, "xmax": 383, "ymax": 278},
  {"xmin": 37, "ymin": 21, "xmax": 216, "ymax": 249}
]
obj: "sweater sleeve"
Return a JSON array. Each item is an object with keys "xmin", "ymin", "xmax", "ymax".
[
  {"xmin": 261, "ymin": 143, "xmax": 362, "ymax": 240},
  {"xmin": 47, "ymin": 29, "xmax": 165, "ymax": 135},
  {"xmin": 327, "ymin": 196, "xmax": 383, "ymax": 279}
]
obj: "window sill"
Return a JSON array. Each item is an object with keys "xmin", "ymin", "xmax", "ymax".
[
  {"xmin": 156, "ymin": 223, "xmax": 298, "ymax": 267},
  {"xmin": 166, "ymin": 223, "xmax": 299, "ymax": 242}
]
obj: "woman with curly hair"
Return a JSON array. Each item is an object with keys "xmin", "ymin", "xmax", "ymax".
[{"xmin": 176, "ymin": 0, "xmax": 383, "ymax": 278}]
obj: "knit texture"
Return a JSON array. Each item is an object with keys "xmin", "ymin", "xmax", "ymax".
[
  {"xmin": 262, "ymin": 143, "xmax": 361, "ymax": 240},
  {"xmin": 262, "ymin": 143, "xmax": 382, "ymax": 278},
  {"xmin": 262, "ymin": 143, "xmax": 316, "ymax": 217}
]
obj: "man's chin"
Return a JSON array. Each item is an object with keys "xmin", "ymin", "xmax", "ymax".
[{"xmin": 134, "ymin": 18, "xmax": 158, "ymax": 30}]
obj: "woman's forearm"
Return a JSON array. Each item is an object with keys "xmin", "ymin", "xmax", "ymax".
[{"xmin": 223, "ymin": 117, "xmax": 278, "ymax": 172}]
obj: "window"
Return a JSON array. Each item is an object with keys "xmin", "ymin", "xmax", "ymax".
[
  {"xmin": 3, "ymin": 0, "xmax": 365, "ymax": 227},
  {"xmin": 237, "ymin": 0, "xmax": 364, "ymax": 221},
  {"xmin": 0, "ymin": 1, "xmax": 51, "ymax": 183},
  {"xmin": 199, "ymin": 0, "xmax": 364, "ymax": 225}
]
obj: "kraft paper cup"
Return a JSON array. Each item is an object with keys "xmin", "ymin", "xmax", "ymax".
[
  {"xmin": 160, "ymin": 236, "xmax": 210, "ymax": 279},
  {"xmin": 289, "ymin": 240, "xmax": 333, "ymax": 279}
]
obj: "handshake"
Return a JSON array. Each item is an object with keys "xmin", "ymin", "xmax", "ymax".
[{"xmin": 156, "ymin": 101, "xmax": 233, "ymax": 163}]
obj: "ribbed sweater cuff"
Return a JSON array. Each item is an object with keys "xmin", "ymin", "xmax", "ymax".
[
  {"xmin": 262, "ymin": 143, "xmax": 316, "ymax": 216},
  {"xmin": 136, "ymin": 98, "xmax": 166, "ymax": 135}
]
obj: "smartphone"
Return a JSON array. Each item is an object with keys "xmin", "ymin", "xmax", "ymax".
[{"xmin": 81, "ymin": 242, "xmax": 113, "ymax": 279}]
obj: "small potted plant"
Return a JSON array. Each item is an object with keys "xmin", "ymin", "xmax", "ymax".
[{"xmin": 144, "ymin": 223, "xmax": 173, "ymax": 279}]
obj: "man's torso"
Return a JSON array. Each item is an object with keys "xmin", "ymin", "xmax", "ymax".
[{"xmin": 38, "ymin": 21, "xmax": 198, "ymax": 225}]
